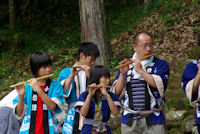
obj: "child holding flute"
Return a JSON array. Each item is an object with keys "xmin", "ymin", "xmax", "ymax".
[
  {"xmin": 13, "ymin": 51, "xmax": 64, "ymax": 134},
  {"xmin": 74, "ymin": 65, "xmax": 121, "ymax": 134},
  {"xmin": 57, "ymin": 42, "xmax": 100, "ymax": 133}
]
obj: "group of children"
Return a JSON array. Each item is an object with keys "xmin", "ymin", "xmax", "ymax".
[
  {"xmin": 11, "ymin": 32, "xmax": 200, "ymax": 134},
  {"xmin": 13, "ymin": 42, "xmax": 120, "ymax": 134}
]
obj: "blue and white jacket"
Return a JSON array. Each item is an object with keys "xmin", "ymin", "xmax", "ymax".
[
  {"xmin": 57, "ymin": 67, "xmax": 78, "ymax": 104},
  {"xmin": 182, "ymin": 58, "xmax": 200, "ymax": 124},
  {"xmin": 13, "ymin": 80, "xmax": 64, "ymax": 134},
  {"xmin": 57, "ymin": 67, "xmax": 87, "ymax": 134},
  {"xmin": 74, "ymin": 91, "xmax": 121, "ymax": 134},
  {"xmin": 113, "ymin": 56, "xmax": 169, "ymax": 126}
]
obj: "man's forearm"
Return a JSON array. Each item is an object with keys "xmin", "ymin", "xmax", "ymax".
[
  {"xmin": 138, "ymin": 70, "xmax": 157, "ymax": 88},
  {"xmin": 115, "ymin": 74, "xmax": 126, "ymax": 97}
]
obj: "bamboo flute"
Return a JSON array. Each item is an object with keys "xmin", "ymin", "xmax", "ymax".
[
  {"xmin": 114, "ymin": 54, "xmax": 153, "ymax": 69},
  {"xmin": 88, "ymin": 85, "xmax": 111, "ymax": 89},
  {"xmin": 71, "ymin": 66, "xmax": 82, "ymax": 69},
  {"xmin": 10, "ymin": 74, "xmax": 53, "ymax": 88}
]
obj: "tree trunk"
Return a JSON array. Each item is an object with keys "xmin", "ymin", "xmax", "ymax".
[
  {"xmin": 144, "ymin": 0, "xmax": 151, "ymax": 12},
  {"xmin": 78, "ymin": 0, "xmax": 111, "ymax": 66},
  {"xmin": 9, "ymin": 0, "xmax": 15, "ymax": 30}
]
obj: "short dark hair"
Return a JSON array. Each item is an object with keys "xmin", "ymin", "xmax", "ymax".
[
  {"xmin": 87, "ymin": 65, "xmax": 110, "ymax": 85},
  {"xmin": 30, "ymin": 51, "xmax": 52, "ymax": 77},
  {"xmin": 134, "ymin": 32, "xmax": 152, "ymax": 44},
  {"xmin": 78, "ymin": 42, "xmax": 100, "ymax": 60}
]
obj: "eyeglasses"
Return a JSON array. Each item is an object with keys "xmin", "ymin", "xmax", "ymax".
[{"xmin": 138, "ymin": 43, "xmax": 153, "ymax": 48}]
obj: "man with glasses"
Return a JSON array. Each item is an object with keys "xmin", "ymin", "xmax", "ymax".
[{"xmin": 113, "ymin": 32, "xmax": 169, "ymax": 134}]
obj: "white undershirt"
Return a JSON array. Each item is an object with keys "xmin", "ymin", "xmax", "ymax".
[{"xmin": 78, "ymin": 70, "xmax": 87, "ymax": 94}]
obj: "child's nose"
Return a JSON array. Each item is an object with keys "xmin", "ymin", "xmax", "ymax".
[{"xmin": 46, "ymin": 67, "xmax": 51, "ymax": 72}]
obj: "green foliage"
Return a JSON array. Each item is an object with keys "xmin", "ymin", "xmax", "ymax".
[
  {"xmin": 188, "ymin": 45, "xmax": 200, "ymax": 59},
  {"xmin": 159, "ymin": 0, "xmax": 184, "ymax": 14},
  {"xmin": 60, "ymin": 55, "xmax": 73, "ymax": 60},
  {"xmin": 0, "ymin": 66, "xmax": 7, "ymax": 78},
  {"xmin": 167, "ymin": 73, "xmax": 181, "ymax": 90},
  {"xmin": 108, "ymin": 56, "xmax": 119, "ymax": 69},
  {"xmin": 193, "ymin": 22, "xmax": 200, "ymax": 32},
  {"xmin": 192, "ymin": 0, "xmax": 200, "ymax": 2},
  {"xmin": 15, "ymin": 0, "xmax": 80, "ymax": 28},
  {"xmin": 106, "ymin": 0, "xmax": 166, "ymax": 38},
  {"xmin": 183, "ymin": 98, "xmax": 191, "ymax": 110}
]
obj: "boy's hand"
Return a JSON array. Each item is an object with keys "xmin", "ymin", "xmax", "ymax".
[
  {"xmin": 70, "ymin": 65, "xmax": 81, "ymax": 77},
  {"xmin": 16, "ymin": 83, "xmax": 25, "ymax": 96},
  {"xmin": 73, "ymin": 62, "xmax": 91, "ymax": 77},
  {"xmin": 28, "ymin": 78, "xmax": 41, "ymax": 92},
  {"xmin": 88, "ymin": 83, "xmax": 98, "ymax": 96}
]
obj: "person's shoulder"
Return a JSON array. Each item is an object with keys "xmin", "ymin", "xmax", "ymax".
[
  {"xmin": 108, "ymin": 91, "xmax": 115, "ymax": 96},
  {"xmin": 108, "ymin": 91, "xmax": 118, "ymax": 99},
  {"xmin": 51, "ymin": 79, "xmax": 60, "ymax": 84},
  {"xmin": 155, "ymin": 57, "xmax": 168, "ymax": 64},
  {"xmin": 154, "ymin": 57, "xmax": 169, "ymax": 67},
  {"xmin": 79, "ymin": 91, "xmax": 89, "ymax": 99},
  {"xmin": 60, "ymin": 67, "xmax": 71, "ymax": 73},
  {"xmin": 58, "ymin": 67, "xmax": 71, "ymax": 79},
  {"xmin": 185, "ymin": 59, "xmax": 198, "ymax": 69},
  {"xmin": 83, "ymin": 90, "xmax": 89, "ymax": 95},
  {"xmin": 50, "ymin": 80, "xmax": 63, "ymax": 87},
  {"xmin": 81, "ymin": 90, "xmax": 89, "ymax": 96},
  {"xmin": 189, "ymin": 59, "xmax": 198, "ymax": 66}
]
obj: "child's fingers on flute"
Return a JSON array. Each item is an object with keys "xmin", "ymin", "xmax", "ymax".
[
  {"xmin": 88, "ymin": 85, "xmax": 111, "ymax": 89},
  {"xmin": 15, "ymin": 82, "xmax": 25, "ymax": 90},
  {"xmin": 88, "ymin": 84, "xmax": 97, "ymax": 88},
  {"xmin": 72, "ymin": 65, "xmax": 84, "ymax": 72},
  {"xmin": 88, "ymin": 84, "xmax": 100, "ymax": 89},
  {"xmin": 71, "ymin": 65, "xmax": 82, "ymax": 69}
]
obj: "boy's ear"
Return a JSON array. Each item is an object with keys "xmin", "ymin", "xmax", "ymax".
[{"xmin": 79, "ymin": 52, "xmax": 85, "ymax": 59}]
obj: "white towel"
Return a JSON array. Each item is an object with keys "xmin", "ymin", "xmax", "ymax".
[
  {"xmin": 130, "ymin": 52, "xmax": 153, "ymax": 80},
  {"xmin": 78, "ymin": 70, "xmax": 87, "ymax": 94}
]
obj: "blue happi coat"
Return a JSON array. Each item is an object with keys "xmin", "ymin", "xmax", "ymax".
[
  {"xmin": 113, "ymin": 57, "xmax": 169, "ymax": 126},
  {"xmin": 75, "ymin": 91, "xmax": 121, "ymax": 134},
  {"xmin": 182, "ymin": 58, "xmax": 200, "ymax": 124},
  {"xmin": 13, "ymin": 80, "xmax": 64, "ymax": 134},
  {"xmin": 57, "ymin": 67, "xmax": 78, "ymax": 104},
  {"xmin": 57, "ymin": 67, "xmax": 78, "ymax": 134}
]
